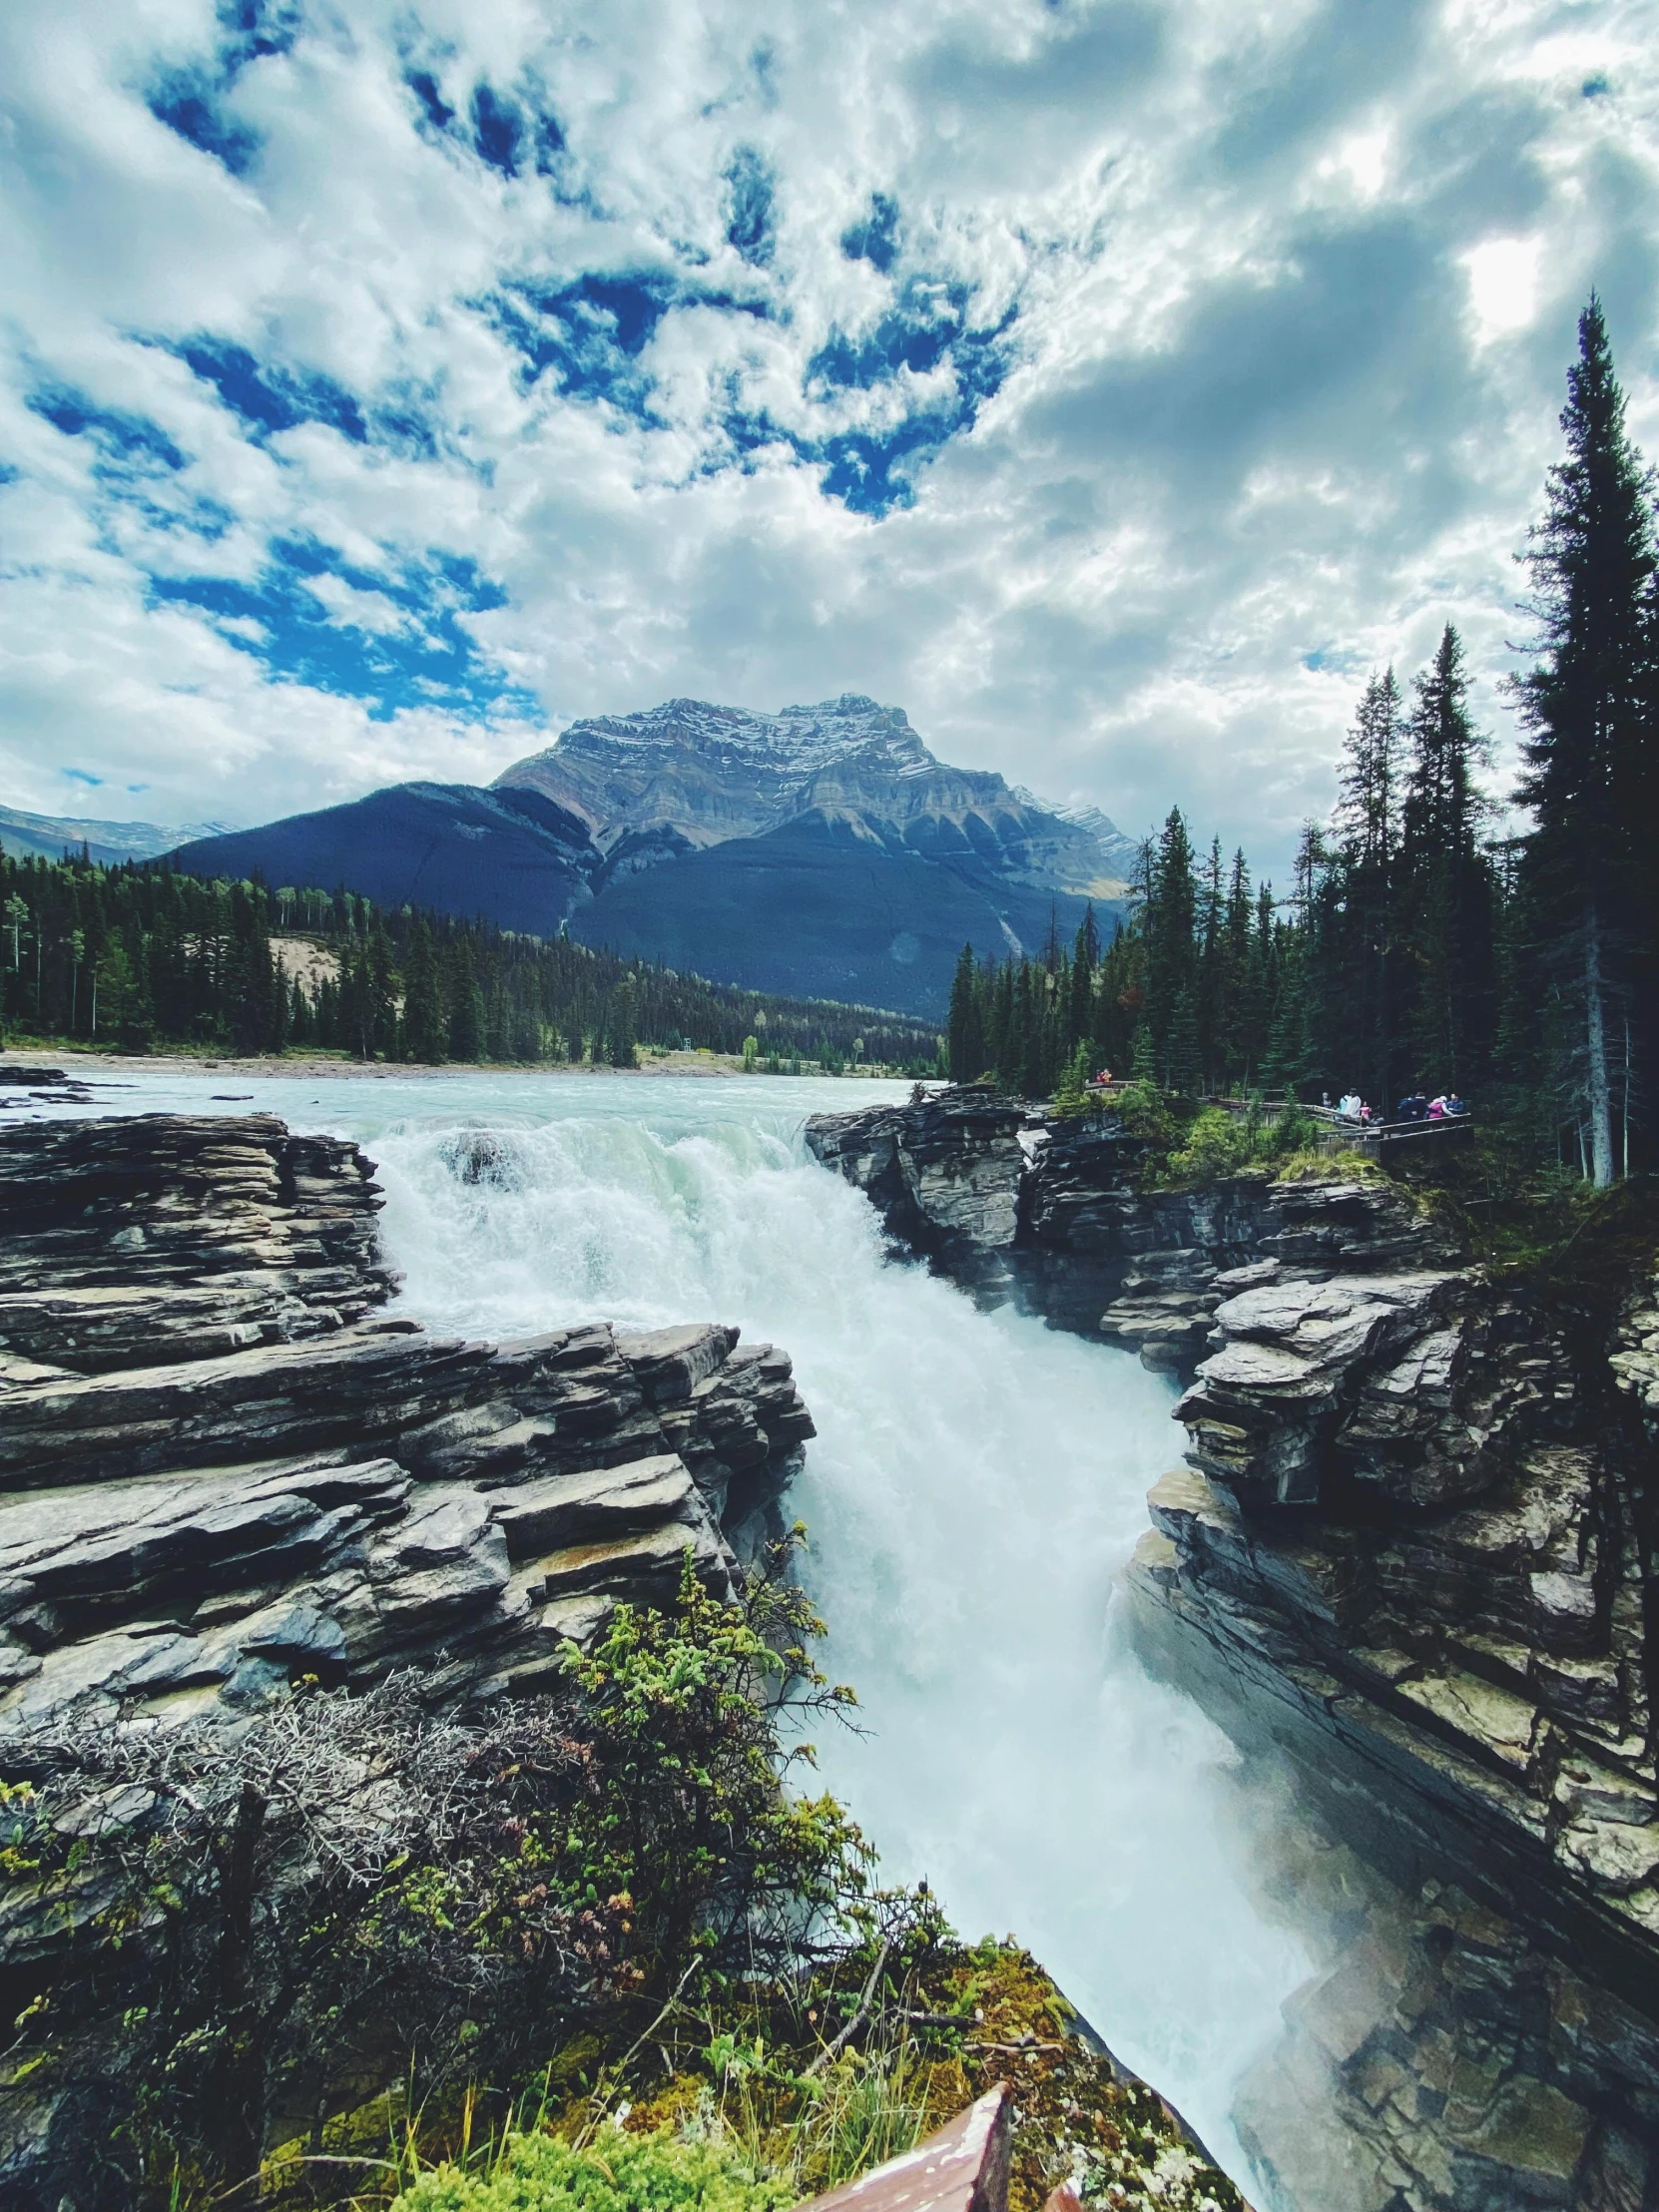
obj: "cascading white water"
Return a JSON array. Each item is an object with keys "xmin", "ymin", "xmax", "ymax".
[{"xmin": 18, "ymin": 1070, "xmax": 1312, "ymax": 2198}]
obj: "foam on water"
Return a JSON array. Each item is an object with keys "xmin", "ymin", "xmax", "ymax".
[{"xmin": 12, "ymin": 1070, "xmax": 1310, "ymax": 2194}]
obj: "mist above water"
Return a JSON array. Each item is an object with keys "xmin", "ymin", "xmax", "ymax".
[{"xmin": 18, "ymin": 1071, "xmax": 1312, "ymax": 2196}]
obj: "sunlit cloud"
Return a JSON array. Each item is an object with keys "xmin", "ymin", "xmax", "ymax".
[{"xmin": 0, "ymin": 0, "xmax": 1653, "ymax": 872}]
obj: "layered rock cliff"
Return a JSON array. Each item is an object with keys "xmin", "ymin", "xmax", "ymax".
[
  {"xmin": 0, "ymin": 1114, "xmax": 816, "ymax": 1734},
  {"xmin": 806, "ymin": 1091, "xmax": 1659, "ymax": 2212}
]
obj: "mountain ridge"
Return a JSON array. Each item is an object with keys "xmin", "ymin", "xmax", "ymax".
[
  {"xmin": 163, "ymin": 695, "xmax": 1136, "ymax": 1017},
  {"xmin": 0, "ymin": 803, "xmax": 237, "ymax": 868},
  {"xmin": 496, "ymin": 693, "xmax": 1140, "ymax": 895}
]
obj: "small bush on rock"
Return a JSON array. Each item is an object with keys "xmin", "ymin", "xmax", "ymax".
[
  {"xmin": 0, "ymin": 1542, "xmax": 868, "ymax": 2210},
  {"xmin": 388, "ymin": 2121, "xmax": 790, "ymax": 2212},
  {"xmin": 1110, "ymin": 1082, "xmax": 1178, "ymax": 1153}
]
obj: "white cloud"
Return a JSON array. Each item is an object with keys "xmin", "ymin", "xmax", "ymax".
[
  {"xmin": 302, "ymin": 571, "xmax": 416, "ymax": 635},
  {"xmin": 0, "ymin": 0, "xmax": 1654, "ymax": 876},
  {"xmin": 1463, "ymin": 236, "xmax": 1541, "ymax": 341}
]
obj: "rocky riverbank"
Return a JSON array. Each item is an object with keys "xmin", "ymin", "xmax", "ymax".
[
  {"xmin": 0, "ymin": 1099, "xmax": 1251, "ymax": 2212},
  {"xmin": 807, "ymin": 1090, "xmax": 1659, "ymax": 2212},
  {"xmin": 0, "ymin": 1111, "xmax": 816, "ymax": 1733}
]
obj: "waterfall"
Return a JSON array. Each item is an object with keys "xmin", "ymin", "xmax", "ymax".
[{"xmin": 24, "ymin": 1070, "xmax": 1312, "ymax": 2198}]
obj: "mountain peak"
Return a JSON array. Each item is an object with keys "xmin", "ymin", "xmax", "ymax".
[{"xmin": 538, "ymin": 694, "xmax": 929, "ymax": 777}]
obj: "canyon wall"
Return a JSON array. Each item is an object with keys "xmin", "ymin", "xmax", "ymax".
[
  {"xmin": 807, "ymin": 1092, "xmax": 1659, "ymax": 2212},
  {"xmin": 0, "ymin": 1112, "xmax": 815, "ymax": 1734}
]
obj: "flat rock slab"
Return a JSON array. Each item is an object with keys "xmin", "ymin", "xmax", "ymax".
[{"xmin": 0, "ymin": 1113, "xmax": 814, "ymax": 1746}]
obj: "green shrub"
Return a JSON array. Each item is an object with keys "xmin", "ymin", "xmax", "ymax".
[
  {"xmin": 1165, "ymin": 1107, "xmax": 1253, "ymax": 1181},
  {"xmin": 1050, "ymin": 1043, "xmax": 1094, "ymax": 1119},
  {"xmin": 1, "ymin": 1543, "xmax": 869, "ymax": 2206},
  {"xmin": 1268, "ymin": 1105, "xmax": 1322, "ymax": 1157},
  {"xmin": 1110, "ymin": 1081, "xmax": 1178, "ymax": 1152},
  {"xmin": 389, "ymin": 2122, "xmax": 791, "ymax": 2212}
]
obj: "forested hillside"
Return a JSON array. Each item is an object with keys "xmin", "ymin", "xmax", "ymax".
[
  {"xmin": 948, "ymin": 298, "xmax": 1658, "ymax": 1183},
  {"xmin": 0, "ymin": 861, "xmax": 943, "ymax": 1074}
]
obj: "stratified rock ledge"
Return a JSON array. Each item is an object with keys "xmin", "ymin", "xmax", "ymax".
[
  {"xmin": 0, "ymin": 1114, "xmax": 817, "ymax": 1732},
  {"xmin": 808, "ymin": 1088, "xmax": 1659, "ymax": 2212}
]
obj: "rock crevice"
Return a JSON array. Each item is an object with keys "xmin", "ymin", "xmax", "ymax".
[{"xmin": 807, "ymin": 1089, "xmax": 1659, "ymax": 2211}]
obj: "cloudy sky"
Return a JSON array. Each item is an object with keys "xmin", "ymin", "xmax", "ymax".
[{"xmin": 1, "ymin": 0, "xmax": 1653, "ymax": 872}]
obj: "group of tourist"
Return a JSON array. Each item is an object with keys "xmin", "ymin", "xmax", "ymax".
[
  {"xmin": 1329, "ymin": 1090, "xmax": 1469, "ymax": 1125},
  {"xmin": 1395, "ymin": 1090, "xmax": 1469, "ymax": 1121}
]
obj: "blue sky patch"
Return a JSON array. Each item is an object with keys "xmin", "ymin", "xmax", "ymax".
[
  {"xmin": 144, "ymin": 2, "xmax": 299, "ymax": 175},
  {"xmin": 471, "ymin": 84, "xmax": 523, "ymax": 176},
  {"xmin": 809, "ymin": 277, "xmax": 1011, "ymax": 397},
  {"xmin": 406, "ymin": 68, "xmax": 455, "ymax": 133},
  {"xmin": 29, "ymin": 386, "xmax": 189, "ymax": 472},
  {"xmin": 405, "ymin": 65, "xmax": 566, "ymax": 181},
  {"xmin": 798, "ymin": 280, "xmax": 1018, "ymax": 514},
  {"xmin": 841, "ymin": 193, "xmax": 900, "ymax": 274},
  {"xmin": 146, "ymin": 70, "xmax": 261, "ymax": 175},
  {"xmin": 217, "ymin": 0, "xmax": 302, "ymax": 69},
  {"xmin": 147, "ymin": 539, "xmax": 542, "ymax": 724},
  {"xmin": 487, "ymin": 261, "xmax": 1007, "ymax": 516},
  {"xmin": 170, "ymin": 337, "xmax": 368, "ymax": 443},
  {"xmin": 28, "ymin": 381, "xmax": 237, "ymax": 541},
  {"xmin": 488, "ymin": 272, "xmax": 768, "ymax": 417},
  {"xmin": 725, "ymin": 148, "xmax": 776, "ymax": 268}
]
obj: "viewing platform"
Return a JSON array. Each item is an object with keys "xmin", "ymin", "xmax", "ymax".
[
  {"xmin": 1075, "ymin": 1081, "xmax": 1475, "ymax": 1163},
  {"xmin": 1303, "ymin": 1101, "xmax": 1475, "ymax": 1161}
]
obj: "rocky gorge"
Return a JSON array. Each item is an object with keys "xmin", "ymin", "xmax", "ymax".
[
  {"xmin": 806, "ymin": 1091, "xmax": 1659, "ymax": 2212},
  {"xmin": 0, "ymin": 1092, "xmax": 1255, "ymax": 2212},
  {"xmin": 0, "ymin": 1105, "xmax": 829, "ymax": 2197},
  {"xmin": 0, "ymin": 1110, "xmax": 819, "ymax": 1734}
]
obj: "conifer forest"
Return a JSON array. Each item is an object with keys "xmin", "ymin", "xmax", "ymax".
[
  {"xmin": 0, "ymin": 865, "xmax": 942, "ymax": 1076},
  {"xmin": 947, "ymin": 299, "xmax": 1659, "ymax": 1184}
]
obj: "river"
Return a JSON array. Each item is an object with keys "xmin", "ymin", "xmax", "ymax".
[{"xmin": 10, "ymin": 1067, "xmax": 1314, "ymax": 2198}]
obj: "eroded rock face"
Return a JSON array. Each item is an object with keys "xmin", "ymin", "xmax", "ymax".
[
  {"xmin": 0, "ymin": 1115, "xmax": 817, "ymax": 1735},
  {"xmin": 1231, "ymin": 1823, "xmax": 1659, "ymax": 2212},
  {"xmin": 805, "ymin": 1091, "xmax": 1029, "ymax": 1299},
  {"xmin": 807, "ymin": 1089, "xmax": 1659, "ymax": 2211}
]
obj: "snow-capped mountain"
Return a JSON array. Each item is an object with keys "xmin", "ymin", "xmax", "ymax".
[
  {"xmin": 172, "ymin": 696, "xmax": 1136, "ymax": 1017},
  {"xmin": 1009, "ymin": 788, "xmax": 1143, "ymax": 884},
  {"xmin": 496, "ymin": 694, "xmax": 1136, "ymax": 899}
]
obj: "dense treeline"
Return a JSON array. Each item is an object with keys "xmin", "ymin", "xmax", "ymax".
[
  {"xmin": 0, "ymin": 859, "xmax": 943, "ymax": 1074},
  {"xmin": 949, "ymin": 298, "xmax": 1659, "ymax": 1182}
]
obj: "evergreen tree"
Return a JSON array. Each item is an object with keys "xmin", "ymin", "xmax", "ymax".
[
  {"xmin": 1166, "ymin": 987, "xmax": 1202, "ymax": 1096},
  {"xmin": 1339, "ymin": 669, "xmax": 1402, "ymax": 873},
  {"xmin": 226, "ymin": 883, "xmax": 274, "ymax": 1056},
  {"xmin": 1400, "ymin": 625, "xmax": 1494, "ymax": 1090},
  {"xmin": 447, "ymin": 939, "xmax": 486, "ymax": 1061},
  {"xmin": 400, "ymin": 919, "xmax": 446, "ymax": 1064},
  {"xmin": 1514, "ymin": 296, "xmax": 1656, "ymax": 1183},
  {"xmin": 1334, "ymin": 669, "xmax": 1403, "ymax": 1108},
  {"xmin": 1197, "ymin": 836, "xmax": 1224, "ymax": 1088},
  {"xmin": 1221, "ymin": 849, "xmax": 1253, "ymax": 1086},
  {"xmin": 1052, "ymin": 1040, "xmax": 1093, "ymax": 1117},
  {"xmin": 1143, "ymin": 809, "xmax": 1198, "ymax": 1072},
  {"xmin": 607, "ymin": 974, "xmax": 640, "ymax": 1068},
  {"xmin": 947, "ymin": 943, "xmax": 984, "ymax": 1081},
  {"xmin": 1068, "ymin": 907, "xmax": 1098, "ymax": 1049}
]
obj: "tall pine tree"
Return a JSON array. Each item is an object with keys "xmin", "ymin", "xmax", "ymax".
[
  {"xmin": 947, "ymin": 943, "xmax": 984, "ymax": 1081},
  {"xmin": 1514, "ymin": 296, "xmax": 1656, "ymax": 1183},
  {"xmin": 1400, "ymin": 625, "xmax": 1494, "ymax": 1092}
]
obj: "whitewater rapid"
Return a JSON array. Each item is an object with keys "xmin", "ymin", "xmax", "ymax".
[{"xmin": 14, "ymin": 1070, "xmax": 1311, "ymax": 2194}]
